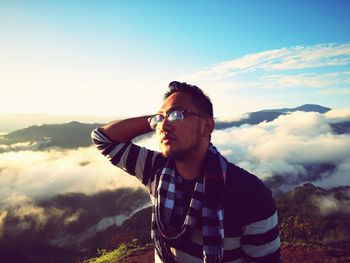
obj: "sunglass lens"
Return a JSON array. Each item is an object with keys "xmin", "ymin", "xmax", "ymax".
[
  {"xmin": 168, "ymin": 110, "xmax": 184, "ymax": 122},
  {"xmin": 150, "ymin": 114, "xmax": 163, "ymax": 129}
]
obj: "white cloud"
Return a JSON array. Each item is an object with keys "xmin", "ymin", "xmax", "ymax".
[
  {"xmin": 261, "ymin": 70, "xmax": 350, "ymax": 89},
  {"xmin": 316, "ymin": 159, "xmax": 350, "ymax": 189},
  {"xmin": 0, "ymin": 110, "xmax": 349, "ymax": 247},
  {"xmin": 325, "ymin": 108, "xmax": 350, "ymax": 123},
  {"xmin": 0, "ymin": 147, "xmax": 142, "ymax": 202},
  {"xmin": 0, "ymin": 143, "xmax": 154, "ymax": 242},
  {"xmin": 265, "ymin": 43, "xmax": 350, "ymax": 71},
  {"xmin": 0, "ymin": 111, "xmax": 349, "ymax": 210},
  {"xmin": 320, "ymin": 89, "xmax": 350, "ymax": 95},
  {"xmin": 312, "ymin": 193, "xmax": 350, "ymax": 216},
  {"xmin": 179, "ymin": 43, "xmax": 350, "ymax": 102},
  {"xmin": 312, "ymin": 195, "xmax": 341, "ymax": 215},
  {"xmin": 0, "ymin": 211, "xmax": 7, "ymax": 236},
  {"xmin": 186, "ymin": 43, "xmax": 350, "ymax": 80},
  {"xmin": 212, "ymin": 110, "xmax": 350, "ymax": 188},
  {"xmin": 173, "ymin": 43, "xmax": 350, "ymax": 118}
]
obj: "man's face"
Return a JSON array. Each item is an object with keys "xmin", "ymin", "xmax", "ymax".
[{"xmin": 155, "ymin": 92, "xmax": 205, "ymax": 160}]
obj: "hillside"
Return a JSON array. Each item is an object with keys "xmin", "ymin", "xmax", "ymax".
[
  {"xmin": 82, "ymin": 183, "xmax": 350, "ymax": 263},
  {"xmin": 276, "ymin": 183, "xmax": 350, "ymax": 262},
  {"xmin": 0, "ymin": 183, "xmax": 349, "ymax": 262},
  {"xmin": 0, "ymin": 188, "xmax": 150, "ymax": 263}
]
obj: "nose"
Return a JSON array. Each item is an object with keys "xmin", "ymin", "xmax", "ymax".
[{"xmin": 158, "ymin": 117, "xmax": 174, "ymax": 133}]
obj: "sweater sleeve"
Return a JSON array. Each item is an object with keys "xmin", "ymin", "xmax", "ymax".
[
  {"xmin": 91, "ymin": 127, "xmax": 165, "ymax": 186},
  {"xmin": 225, "ymin": 164, "xmax": 282, "ymax": 262},
  {"xmin": 241, "ymin": 212, "xmax": 281, "ymax": 262},
  {"xmin": 240, "ymin": 174, "xmax": 282, "ymax": 262}
]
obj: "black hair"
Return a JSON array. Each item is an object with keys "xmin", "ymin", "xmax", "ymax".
[{"xmin": 164, "ymin": 81, "xmax": 213, "ymax": 117}]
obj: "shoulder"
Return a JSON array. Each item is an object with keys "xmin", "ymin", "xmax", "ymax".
[
  {"xmin": 224, "ymin": 162, "xmax": 276, "ymax": 224},
  {"xmin": 225, "ymin": 162, "xmax": 270, "ymax": 194}
]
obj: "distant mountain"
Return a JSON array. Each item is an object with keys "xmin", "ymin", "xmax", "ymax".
[
  {"xmin": 216, "ymin": 111, "xmax": 284, "ymax": 129},
  {"xmin": 330, "ymin": 121, "xmax": 350, "ymax": 134},
  {"xmin": 0, "ymin": 113, "xmax": 119, "ymax": 132},
  {"xmin": 215, "ymin": 104, "xmax": 331, "ymax": 129},
  {"xmin": 0, "ymin": 121, "xmax": 100, "ymax": 150},
  {"xmin": 259, "ymin": 104, "xmax": 331, "ymax": 113},
  {"xmin": 0, "ymin": 105, "xmax": 348, "ymax": 152}
]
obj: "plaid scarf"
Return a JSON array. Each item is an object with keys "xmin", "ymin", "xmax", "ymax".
[{"xmin": 151, "ymin": 144, "xmax": 227, "ymax": 263}]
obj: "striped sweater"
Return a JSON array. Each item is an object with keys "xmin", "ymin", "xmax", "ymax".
[{"xmin": 91, "ymin": 128, "xmax": 282, "ymax": 263}]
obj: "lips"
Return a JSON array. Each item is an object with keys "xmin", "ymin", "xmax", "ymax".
[{"xmin": 161, "ymin": 134, "xmax": 175, "ymax": 144}]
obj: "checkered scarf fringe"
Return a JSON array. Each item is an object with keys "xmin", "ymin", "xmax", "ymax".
[{"xmin": 151, "ymin": 144, "xmax": 227, "ymax": 263}]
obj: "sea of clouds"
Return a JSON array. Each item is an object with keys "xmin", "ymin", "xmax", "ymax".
[
  {"xmin": 213, "ymin": 109, "xmax": 350, "ymax": 191},
  {"xmin": 0, "ymin": 108, "xmax": 349, "ymax": 250},
  {"xmin": 0, "ymin": 145, "xmax": 148, "ymax": 248}
]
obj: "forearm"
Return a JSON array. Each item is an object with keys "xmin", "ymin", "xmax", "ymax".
[{"xmin": 100, "ymin": 116, "xmax": 153, "ymax": 142}]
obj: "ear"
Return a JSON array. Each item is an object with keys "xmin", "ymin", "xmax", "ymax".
[{"xmin": 202, "ymin": 117, "xmax": 215, "ymax": 137}]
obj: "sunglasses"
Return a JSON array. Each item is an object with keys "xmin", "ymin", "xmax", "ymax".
[{"xmin": 148, "ymin": 108, "xmax": 206, "ymax": 130}]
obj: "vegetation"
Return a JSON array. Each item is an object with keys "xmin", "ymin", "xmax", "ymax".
[
  {"xmin": 1, "ymin": 182, "xmax": 349, "ymax": 262},
  {"xmin": 82, "ymin": 240, "xmax": 152, "ymax": 263},
  {"xmin": 84, "ymin": 183, "xmax": 350, "ymax": 263}
]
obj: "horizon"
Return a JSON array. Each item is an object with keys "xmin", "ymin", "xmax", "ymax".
[
  {"xmin": 0, "ymin": 103, "xmax": 341, "ymax": 133},
  {"xmin": 1, "ymin": 1, "xmax": 350, "ymax": 120}
]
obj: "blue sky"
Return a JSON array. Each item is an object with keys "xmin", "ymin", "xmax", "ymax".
[{"xmin": 1, "ymin": 0, "xmax": 349, "ymax": 119}]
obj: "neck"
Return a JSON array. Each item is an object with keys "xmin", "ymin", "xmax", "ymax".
[{"xmin": 175, "ymin": 141, "xmax": 209, "ymax": 180}]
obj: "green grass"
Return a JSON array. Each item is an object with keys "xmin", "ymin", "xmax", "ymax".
[
  {"xmin": 86, "ymin": 243, "xmax": 128, "ymax": 263},
  {"xmin": 84, "ymin": 241, "xmax": 152, "ymax": 263}
]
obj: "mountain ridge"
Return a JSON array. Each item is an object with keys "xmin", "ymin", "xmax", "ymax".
[
  {"xmin": 2, "ymin": 104, "xmax": 349, "ymax": 152},
  {"xmin": 215, "ymin": 104, "xmax": 331, "ymax": 129},
  {"xmin": 258, "ymin": 104, "xmax": 331, "ymax": 113},
  {"xmin": 0, "ymin": 121, "xmax": 100, "ymax": 150}
]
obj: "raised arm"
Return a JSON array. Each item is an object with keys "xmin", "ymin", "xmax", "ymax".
[
  {"xmin": 100, "ymin": 115, "xmax": 152, "ymax": 142},
  {"xmin": 91, "ymin": 115, "xmax": 166, "ymax": 186}
]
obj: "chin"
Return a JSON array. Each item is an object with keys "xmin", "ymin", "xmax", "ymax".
[
  {"xmin": 160, "ymin": 146, "xmax": 174, "ymax": 158},
  {"xmin": 162, "ymin": 149, "xmax": 187, "ymax": 161},
  {"xmin": 160, "ymin": 148, "xmax": 172, "ymax": 158}
]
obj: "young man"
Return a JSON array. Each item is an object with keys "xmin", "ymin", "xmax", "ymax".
[{"xmin": 91, "ymin": 81, "xmax": 282, "ymax": 263}]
